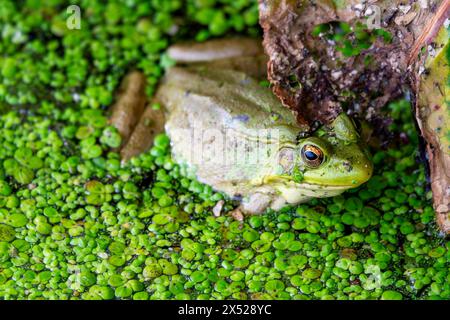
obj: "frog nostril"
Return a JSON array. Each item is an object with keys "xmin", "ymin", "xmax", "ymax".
[{"xmin": 342, "ymin": 161, "xmax": 353, "ymax": 172}]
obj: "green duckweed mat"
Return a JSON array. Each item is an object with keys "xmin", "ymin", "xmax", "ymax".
[{"xmin": 0, "ymin": 0, "xmax": 448, "ymax": 300}]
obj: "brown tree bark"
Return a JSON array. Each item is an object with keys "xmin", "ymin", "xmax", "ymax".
[{"xmin": 259, "ymin": 0, "xmax": 450, "ymax": 233}]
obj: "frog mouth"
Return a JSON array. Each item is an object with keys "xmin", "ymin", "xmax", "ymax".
[
  {"xmin": 275, "ymin": 180, "xmax": 352, "ymax": 203},
  {"xmin": 291, "ymin": 181, "xmax": 354, "ymax": 191},
  {"xmin": 264, "ymin": 176, "xmax": 357, "ymax": 190}
]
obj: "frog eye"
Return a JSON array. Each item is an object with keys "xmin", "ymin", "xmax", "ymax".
[{"xmin": 301, "ymin": 144, "xmax": 324, "ymax": 168}]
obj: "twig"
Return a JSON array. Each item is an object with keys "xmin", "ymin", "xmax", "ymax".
[{"xmin": 408, "ymin": 0, "xmax": 450, "ymax": 65}]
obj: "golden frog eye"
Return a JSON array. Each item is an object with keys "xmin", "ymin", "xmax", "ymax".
[{"xmin": 301, "ymin": 144, "xmax": 324, "ymax": 168}]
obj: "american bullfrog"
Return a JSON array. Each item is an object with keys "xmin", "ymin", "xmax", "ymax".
[{"xmin": 111, "ymin": 38, "xmax": 373, "ymax": 214}]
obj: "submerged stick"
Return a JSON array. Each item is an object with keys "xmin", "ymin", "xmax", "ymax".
[
  {"xmin": 109, "ymin": 71, "xmax": 147, "ymax": 147},
  {"xmin": 167, "ymin": 38, "xmax": 264, "ymax": 63},
  {"xmin": 120, "ymin": 103, "xmax": 165, "ymax": 162},
  {"xmin": 408, "ymin": 0, "xmax": 450, "ymax": 65}
]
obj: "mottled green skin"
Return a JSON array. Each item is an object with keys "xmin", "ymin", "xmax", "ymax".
[{"xmin": 155, "ymin": 63, "xmax": 373, "ymax": 213}]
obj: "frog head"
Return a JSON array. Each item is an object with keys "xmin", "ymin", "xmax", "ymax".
[
  {"xmin": 295, "ymin": 113, "xmax": 373, "ymax": 188},
  {"xmin": 275, "ymin": 113, "xmax": 373, "ymax": 191}
]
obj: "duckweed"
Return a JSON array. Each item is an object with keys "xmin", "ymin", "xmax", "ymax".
[
  {"xmin": 0, "ymin": 224, "xmax": 15, "ymax": 242},
  {"xmin": 0, "ymin": 0, "xmax": 448, "ymax": 301}
]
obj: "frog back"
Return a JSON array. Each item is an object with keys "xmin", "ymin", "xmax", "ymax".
[
  {"xmin": 156, "ymin": 66, "xmax": 300, "ymax": 136},
  {"xmin": 155, "ymin": 66, "xmax": 300, "ymax": 195}
]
